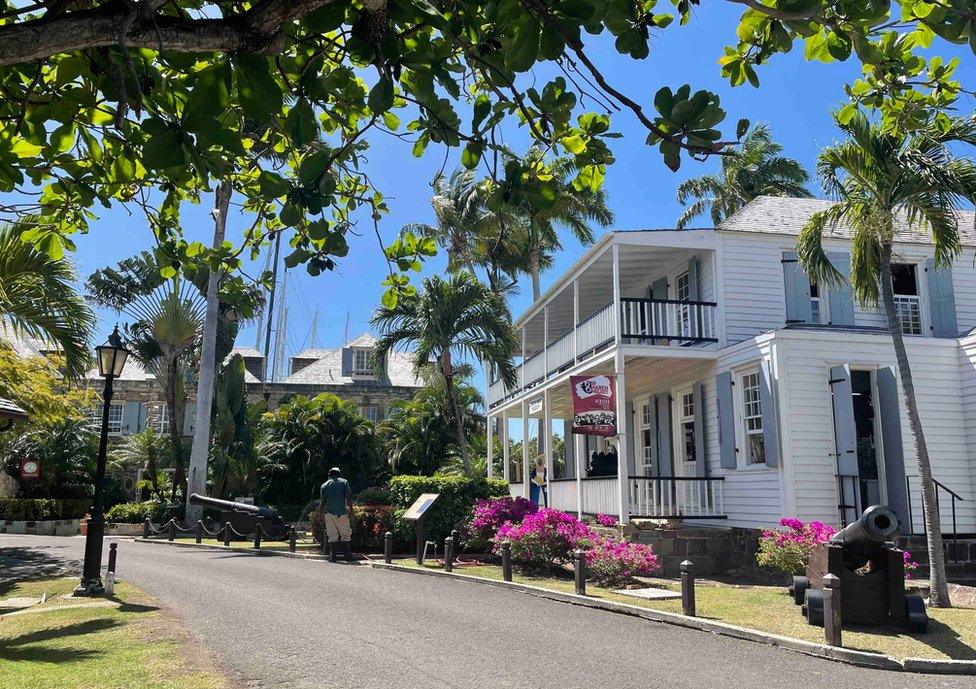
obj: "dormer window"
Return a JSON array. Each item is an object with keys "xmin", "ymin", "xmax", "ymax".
[{"xmin": 353, "ymin": 348, "xmax": 374, "ymax": 376}]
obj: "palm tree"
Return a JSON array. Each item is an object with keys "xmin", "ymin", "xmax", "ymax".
[
  {"xmin": 0, "ymin": 220, "xmax": 95, "ymax": 378},
  {"xmin": 676, "ymin": 123, "xmax": 812, "ymax": 228},
  {"xmin": 797, "ymin": 112, "xmax": 976, "ymax": 608},
  {"xmin": 372, "ymin": 272, "xmax": 519, "ymax": 475}
]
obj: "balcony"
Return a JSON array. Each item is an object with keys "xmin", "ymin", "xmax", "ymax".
[
  {"xmin": 488, "ymin": 297, "xmax": 717, "ymax": 406},
  {"xmin": 543, "ymin": 476, "xmax": 726, "ymax": 519}
]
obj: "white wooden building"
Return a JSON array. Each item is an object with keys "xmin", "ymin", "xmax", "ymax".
[{"xmin": 486, "ymin": 196, "xmax": 976, "ymax": 537}]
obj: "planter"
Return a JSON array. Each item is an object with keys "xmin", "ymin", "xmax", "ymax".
[
  {"xmin": 106, "ymin": 522, "xmax": 145, "ymax": 536},
  {"xmin": 0, "ymin": 518, "xmax": 80, "ymax": 536}
]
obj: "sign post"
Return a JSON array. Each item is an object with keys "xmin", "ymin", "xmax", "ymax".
[
  {"xmin": 401, "ymin": 493, "xmax": 439, "ymax": 565},
  {"xmin": 19, "ymin": 459, "xmax": 40, "ymax": 481}
]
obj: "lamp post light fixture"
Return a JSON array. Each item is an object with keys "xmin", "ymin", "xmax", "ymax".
[{"xmin": 75, "ymin": 325, "xmax": 130, "ymax": 596}]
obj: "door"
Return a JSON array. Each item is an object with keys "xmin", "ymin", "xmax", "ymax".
[{"xmin": 852, "ymin": 369, "xmax": 886, "ymax": 513}]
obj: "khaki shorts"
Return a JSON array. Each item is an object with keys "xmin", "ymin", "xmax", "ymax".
[{"xmin": 324, "ymin": 513, "xmax": 352, "ymax": 543}]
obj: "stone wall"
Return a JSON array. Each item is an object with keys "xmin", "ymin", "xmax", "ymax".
[{"xmin": 1, "ymin": 519, "xmax": 80, "ymax": 536}]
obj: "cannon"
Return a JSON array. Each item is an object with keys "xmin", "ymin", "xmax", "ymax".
[
  {"xmin": 789, "ymin": 505, "xmax": 928, "ymax": 633},
  {"xmin": 189, "ymin": 493, "xmax": 289, "ymax": 540}
]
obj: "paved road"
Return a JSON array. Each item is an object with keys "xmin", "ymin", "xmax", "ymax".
[{"xmin": 1, "ymin": 534, "xmax": 971, "ymax": 689}]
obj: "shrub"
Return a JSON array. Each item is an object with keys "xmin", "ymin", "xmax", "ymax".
[
  {"xmin": 389, "ymin": 474, "xmax": 508, "ymax": 546},
  {"xmin": 105, "ymin": 501, "xmax": 183, "ymax": 524},
  {"xmin": 493, "ymin": 508, "xmax": 596, "ymax": 572},
  {"xmin": 0, "ymin": 498, "xmax": 90, "ymax": 521},
  {"xmin": 903, "ymin": 550, "xmax": 920, "ymax": 579},
  {"xmin": 756, "ymin": 518, "xmax": 836, "ymax": 575},
  {"xmin": 585, "ymin": 538, "xmax": 660, "ymax": 587},
  {"xmin": 357, "ymin": 486, "xmax": 392, "ymax": 505},
  {"xmin": 308, "ymin": 504, "xmax": 394, "ymax": 551},
  {"xmin": 594, "ymin": 513, "xmax": 617, "ymax": 527},
  {"xmin": 466, "ymin": 496, "xmax": 538, "ymax": 549}
]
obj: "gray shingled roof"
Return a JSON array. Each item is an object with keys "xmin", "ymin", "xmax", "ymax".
[
  {"xmin": 226, "ymin": 347, "xmax": 263, "ymax": 384},
  {"xmin": 719, "ymin": 196, "xmax": 976, "ymax": 246},
  {"xmin": 0, "ymin": 397, "xmax": 27, "ymax": 420},
  {"xmin": 283, "ymin": 333, "xmax": 422, "ymax": 388},
  {"xmin": 0, "ymin": 322, "xmax": 53, "ymax": 359}
]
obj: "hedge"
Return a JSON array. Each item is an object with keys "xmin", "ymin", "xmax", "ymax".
[
  {"xmin": 0, "ymin": 498, "xmax": 91, "ymax": 521},
  {"xmin": 104, "ymin": 501, "xmax": 183, "ymax": 524},
  {"xmin": 388, "ymin": 475, "xmax": 509, "ymax": 547}
]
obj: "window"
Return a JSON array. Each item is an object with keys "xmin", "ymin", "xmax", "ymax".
[
  {"xmin": 107, "ymin": 402, "xmax": 124, "ymax": 435},
  {"xmin": 740, "ymin": 370, "xmax": 765, "ymax": 465},
  {"xmin": 810, "ymin": 281, "xmax": 822, "ymax": 324},
  {"xmin": 360, "ymin": 404, "xmax": 378, "ymax": 422},
  {"xmin": 149, "ymin": 403, "xmax": 169, "ymax": 434},
  {"xmin": 640, "ymin": 401, "xmax": 654, "ymax": 472},
  {"xmin": 675, "ymin": 271, "xmax": 692, "ymax": 337},
  {"xmin": 891, "ymin": 264, "xmax": 922, "ymax": 335},
  {"xmin": 678, "ymin": 391, "xmax": 696, "ymax": 465},
  {"xmin": 353, "ymin": 349, "xmax": 374, "ymax": 375}
]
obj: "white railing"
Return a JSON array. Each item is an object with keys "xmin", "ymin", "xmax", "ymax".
[
  {"xmin": 508, "ymin": 481, "xmax": 524, "ymax": 499},
  {"xmin": 547, "ymin": 330, "xmax": 575, "ymax": 373},
  {"xmin": 894, "ymin": 295, "xmax": 922, "ymax": 335},
  {"xmin": 523, "ymin": 351, "xmax": 545, "ymax": 385},
  {"xmin": 628, "ymin": 477, "xmax": 725, "ymax": 518},
  {"xmin": 580, "ymin": 478, "xmax": 620, "ymax": 515},
  {"xmin": 619, "ymin": 298, "xmax": 717, "ymax": 344},
  {"xmin": 576, "ymin": 302, "xmax": 615, "ymax": 355},
  {"xmin": 548, "ymin": 480, "xmax": 578, "ymax": 512}
]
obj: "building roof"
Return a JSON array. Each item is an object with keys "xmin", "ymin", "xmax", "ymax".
[
  {"xmin": 0, "ymin": 397, "xmax": 27, "ymax": 421},
  {"xmin": 282, "ymin": 333, "xmax": 422, "ymax": 388},
  {"xmin": 86, "ymin": 355, "xmax": 156, "ymax": 382},
  {"xmin": 229, "ymin": 346, "xmax": 263, "ymax": 359},
  {"xmin": 719, "ymin": 196, "xmax": 976, "ymax": 245},
  {"xmin": 0, "ymin": 322, "xmax": 54, "ymax": 359}
]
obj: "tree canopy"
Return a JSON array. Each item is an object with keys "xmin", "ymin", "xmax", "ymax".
[{"xmin": 1, "ymin": 1, "xmax": 971, "ymax": 302}]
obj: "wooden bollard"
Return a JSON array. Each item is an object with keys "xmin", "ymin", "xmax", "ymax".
[
  {"xmin": 107, "ymin": 542, "xmax": 118, "ymax": 575},
  {"xmin": 574, "ymin": 549, "xmax": 586, "ymax": 596},
  {"xmin": 143, "ymin": 519, "xmax": 150, "ymax": 539},
  {"xmin": 289, "ymin": 526, "xmax": 297, "ymax": 553},
  {"xmin": 444, "ymin": 537, "xmax": 454, "ymax": 573},
  {"xmin": 501, "ymin": 542, "xmax": 513, "ymax": 582},
  {"xmin": 167, "ymin": 519, "xmax": 176, "ymax": 541},
  {"xmin": 253, "ymin": 518, "xmax": 263, "ymax": 549},
  {"xmin": 450, "ymin": 529, "xmax": 460, "ymax": 564},
  {"xmin": 195, "ymin": 520, "xmax": 204, "ymax": 544},
  {"xmin": 384, "ymin": 531, "xmax": 393, "ymax": 564},
  {"xmin": 823, "ymin": 573, "xmax": 842, "ymax": 647},
  {"xmin": 223, "ymin": 522, "xmax": 231, "ymax": 547},
  {"xmin": 680, "ymin": 560, "xmax": 696, "ymax": 617}
]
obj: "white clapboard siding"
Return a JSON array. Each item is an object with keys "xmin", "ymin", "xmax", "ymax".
[{"xmin": 718, "ymin": 233, "xmax": 786, "ymax": 344}]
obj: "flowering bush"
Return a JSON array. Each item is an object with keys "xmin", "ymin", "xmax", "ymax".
[
  {"xmin": 903, "ymin": 550, "xmax": 920, "ymax": 579},
  {"xmin": 585, "ymin": 537, "xmax": 660, "ymax": 587},
  {"xmin": 494, "ymin": 508, "xmax": 596, "ymax": 572},
  {"xmin": 756, "ymin": 517, "xmax": 837, "ymax": 575},
  {"xmin": 467, "ymin": 497, "xmax": 538, "ymax": 549},
  {"xmin": 594, "ymin": 513, "xmax": 617, "ymax": 527}
]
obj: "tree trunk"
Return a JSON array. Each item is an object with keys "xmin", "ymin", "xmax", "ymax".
[
  {"xmin": 530, "ymin": 248, "xmax": 541, "ymax": 301},
  {"xmin": 185, "ymin": 181, "xmax": 231, "ymax": 523},
  {"xmin": 167, "ymin": 356, "xmax": 185, "ymax": 502},
  {"xmin": 441, "ymin": 350, "xmax": 472, "ymax": 475},
  {"xmin": 878, "ymin": 242, "xmax": 951, "ymax": 607}
]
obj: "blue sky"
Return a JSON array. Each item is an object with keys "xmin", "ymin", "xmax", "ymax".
[{"xmin": 73, "ymin": 7, "xmax": 976, "ymax": 376}]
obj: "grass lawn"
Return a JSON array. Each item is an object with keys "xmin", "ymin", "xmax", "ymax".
[
  {"xmin": 393, "ymin": 559, "xmax": 976, "ymax": 661},
  {"xmin": 146, "ymin": 537, "xmax": 323, "ymax": 554},
  {"xmin": 0, "ymin": 577, "xmax": 228, "ymax": 689}
]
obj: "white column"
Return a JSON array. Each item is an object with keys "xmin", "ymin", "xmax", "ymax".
[
  {"xmin": 612, "ymin": 242, "xmax": 622, "ymax": 347},
  {"xmin": 615, "ymin": 348, "xmax": 630, "ymax": 525},
  {"xmin": 502, "ymin": 410, "xmax": 510, "ymax": 483},
  {"xmin": 487, "ymin": 413, "xmax": 495, "ymax": 478},
  {"xmin": 522, "ymin": 400, "xmax": 531, "ymax": 499},
  {"xmin": 572, "ymin": 279, "xmax": 580, "ymax": 362},
  {"xmin": 520, "ymin": 327, "xmax": 527, "ymax": 389},
  {"xmin": 543, "ymin": 388, "xmax": 553, "ymax": 507},
  {"xmin": 575, "ymin": 432, "xmax": 584, "ymax": 519}
]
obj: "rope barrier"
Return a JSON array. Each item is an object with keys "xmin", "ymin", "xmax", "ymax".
[{"xmin": 142, "ymin": 519, "xmax": 298, "ymax": 552}]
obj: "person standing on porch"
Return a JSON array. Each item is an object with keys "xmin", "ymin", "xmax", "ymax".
[
  {"xmin": 319, "ymin": 467, "xmax": 353, "ymax": 562},
  {"xmin": 530, "ymin": 455, "xmax": 548, "ymax": 507}
]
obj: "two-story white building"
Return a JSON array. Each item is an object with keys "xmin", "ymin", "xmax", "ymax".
[{"xmin": 486, "ymin": 197, "xmax": 976, "ymax": 547}]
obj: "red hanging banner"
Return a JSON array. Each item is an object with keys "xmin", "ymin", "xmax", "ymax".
[{"xmin": 570, "ymin": 374, "xmax": 617, "ymax": 436}]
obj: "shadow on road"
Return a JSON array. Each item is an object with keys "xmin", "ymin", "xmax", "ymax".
[{"xmin": 0, "ymin": 543, "xmax": 81, "ymax": 595}]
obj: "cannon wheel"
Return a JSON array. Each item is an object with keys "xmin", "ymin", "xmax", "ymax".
[
  {"xmin": 789, "ymin": 576, "xmax": 809, "ymax": 606},
  {"xmin": 803, "ymin": 589, "xmax": 824, "ymax": 627},
  {"xmin": 905, "ymin": 595, "xmax": 929, "ymax": 634}
]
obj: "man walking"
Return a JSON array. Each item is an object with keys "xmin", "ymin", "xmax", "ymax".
[{"xmin": 319, "ymin": 467, "xmax": 353, "ymax": 561}]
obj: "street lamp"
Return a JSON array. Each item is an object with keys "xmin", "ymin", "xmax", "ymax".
[{"xmin": 75, "ymin": 325, "xmax": 130, "ymax": 596}]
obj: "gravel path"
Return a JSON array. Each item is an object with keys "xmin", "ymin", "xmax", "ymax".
[{"xmin": 2, "ymin": 534, "xmax": 971, "ymax": 689}]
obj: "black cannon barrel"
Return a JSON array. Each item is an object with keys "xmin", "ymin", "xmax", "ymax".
[
  {"xmin": 830, "ymin": 504, "xmax": 899, "ymax": 561},
  {"xmin": 188, "ymin": 493, "xmax": 278, "ymax": 520}
]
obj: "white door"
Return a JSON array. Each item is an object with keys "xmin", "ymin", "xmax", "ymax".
[{"xmin": 673, "ymin": 389, "xmax": 697, "ymax": 478}]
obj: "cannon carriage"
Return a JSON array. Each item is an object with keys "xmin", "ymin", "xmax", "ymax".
[
  {"xmin": 188, "ymin": 493, "xmax": 289, "ymax": 540},
  {"xmin": 788, "ymin": 505, "xmax": 928, "ymax": 633}
]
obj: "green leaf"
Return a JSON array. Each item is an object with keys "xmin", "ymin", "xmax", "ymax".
[
  {"xmin": 472, "ymin": 94, "xmax": 491, "ymax": 130},
  {"xmin": 258, "ymin": 171, "xmax": 292, "ymax": 200},
  {"xmin": 287, "ymin": 98, "xmax": 318, "ymax": 147},
  {"xmin": 235, "ymin": 56, "xmax": 283, "ymax": 121},
  {"xmin": 660, "ymin": 140, "xmax": 681, "ymax": 172},
  {"xmin": 561, "ymin": 134, "xmax": 586, "ymax": 154},
  {"xmin": 736, "ymin": 118, "xmax": 750, "ymax": 139},
  {"xmin": 143, "ymin": 129, "xmax": 186, "ymax": 170},
  {"xmin": 381, "ymin": 288, "xmax": 398, "ymax": 309},
  {"xmin": 653, "ymin": 87, "xmax": 674, "ymax": 117},
  {"xmin": 460, "ymin": 141, "xmax": 483, "ymax": 170},
  {"xmin": 507, "ymin": 16, "xmax": 541, "ymax": 73},
  {"xmin": 368, "ymin": 76, "xmax": 395, "ymax": 114}
]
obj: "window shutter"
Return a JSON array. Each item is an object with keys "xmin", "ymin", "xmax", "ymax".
[
  {"xmin": 122, "ymin": 400, "xmax": 141, "ymax": 435},
  {"xmin": 341, "ymin": 348, "xmax": 353, "ymax": 376},
  {"xmin": 693, "ymin": 382, "xmax": 707, "ymax": 477},
  {"xmin": 925, "ymin": 258, "xmax": 958, "ymax": 337},
  {"xmin": 646, "ymin": 397, "xmax": 658, "ymax": 475},
  {"xmin": 782, "ymin": 251, "xmax": 813, "ymax": 324},
  {"xmin": 183, "ymin": 402, "xmax": 197, "ymax": 437},
  {"xmin": 826, "ymin": 251, "xmax": 855, "ymax": 326},
  {"xmin": 716, "ymin": 371, "xmax": 736, "ymax": 469},
  {"xmin": 829, "ymin": 365, "xmax": 858, "ymax": 476},
  {"xmin": 687, "ymin": 256, "xmax": 700, "ymax": 301},
  {"xmin": 625, "ymin": 401, "xmax": 636, "ymax": 475},
  {"xmin": 877, "ymin": 367, "xmax": 910, "ymax": 527},
  {"xmin": 758, "ymin": 360, "xmax": 780, "ymax": 468},
  {"xmin": 655, "ymin": 393, "xmax": 672, "ymax": 477},
  {"xmin": 651, "ymin": 276, "xmax": 668, "ymax": 301},
  {"xmin": 563, "ymin": 419, "xmax": 575, "ymax": 478}
]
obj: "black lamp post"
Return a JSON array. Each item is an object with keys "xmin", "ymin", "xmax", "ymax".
[{"xmin": 75, "ymin": 325, "xmax": 130, "ymax": 596}]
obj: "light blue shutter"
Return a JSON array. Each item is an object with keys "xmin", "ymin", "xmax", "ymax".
[
  {"xmin": 183, "ymin": 402, "xmax": 197, "ymax": 437},
  {"xmin": 826, "ymin": 251, "xmax": 855, "ymax": 326},
  {"xmin": 716, "ymin": 371, "xmax": 736, "ymax": 469},
  {"xmin": 687, "ymin": 256, "xmax": 699, "ymax": 301},
  {"xmin": 783, "ymin": 251, "xmax": 813, "ymax": 324},
  {"xmin": 563, "ymin": 419, "xmax": 575, "ymax": 478},
  {"xmin": 122, "ymin": 401, "xmax": 141, "ymax": 435},
  {"xmin": 829, "ymin": 365, "xmax": 858, "ymax": 476},
  {"xmin": 693, "ymin": 382, "xmax": 707, "ymax": 478},
  {"xmin": 651, "ymin": 276, "xmax": 668, "ymax": 301},
  {"xmin": 877, "ymin": 367, "xmax": 909, "ymax": 527},
  {"xmin": 925, "ymin": 258, "xmax": 958, "ymax": 337},
  {"xmin": 758, "ymin": 360, "xmax": 780, "ymax": 468},
  {"xmin": 655, "ymin": 393, "xmax": 672, "ymax": 476},
  {"xmin": 625, "ymin": 401, "xmax": 636, "ymax": 475},
  {"xmin": 341, "ymin": 348, "xmax": 353, "ymax": 376}
]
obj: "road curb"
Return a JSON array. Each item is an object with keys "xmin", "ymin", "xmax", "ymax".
[
  {"xmin": 371, "ymin": 562, "xmax": 975, "ymax": 675},
  {"xmin": 133, "ymin": 537, "xmax": 334, "ymax": 561}
]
